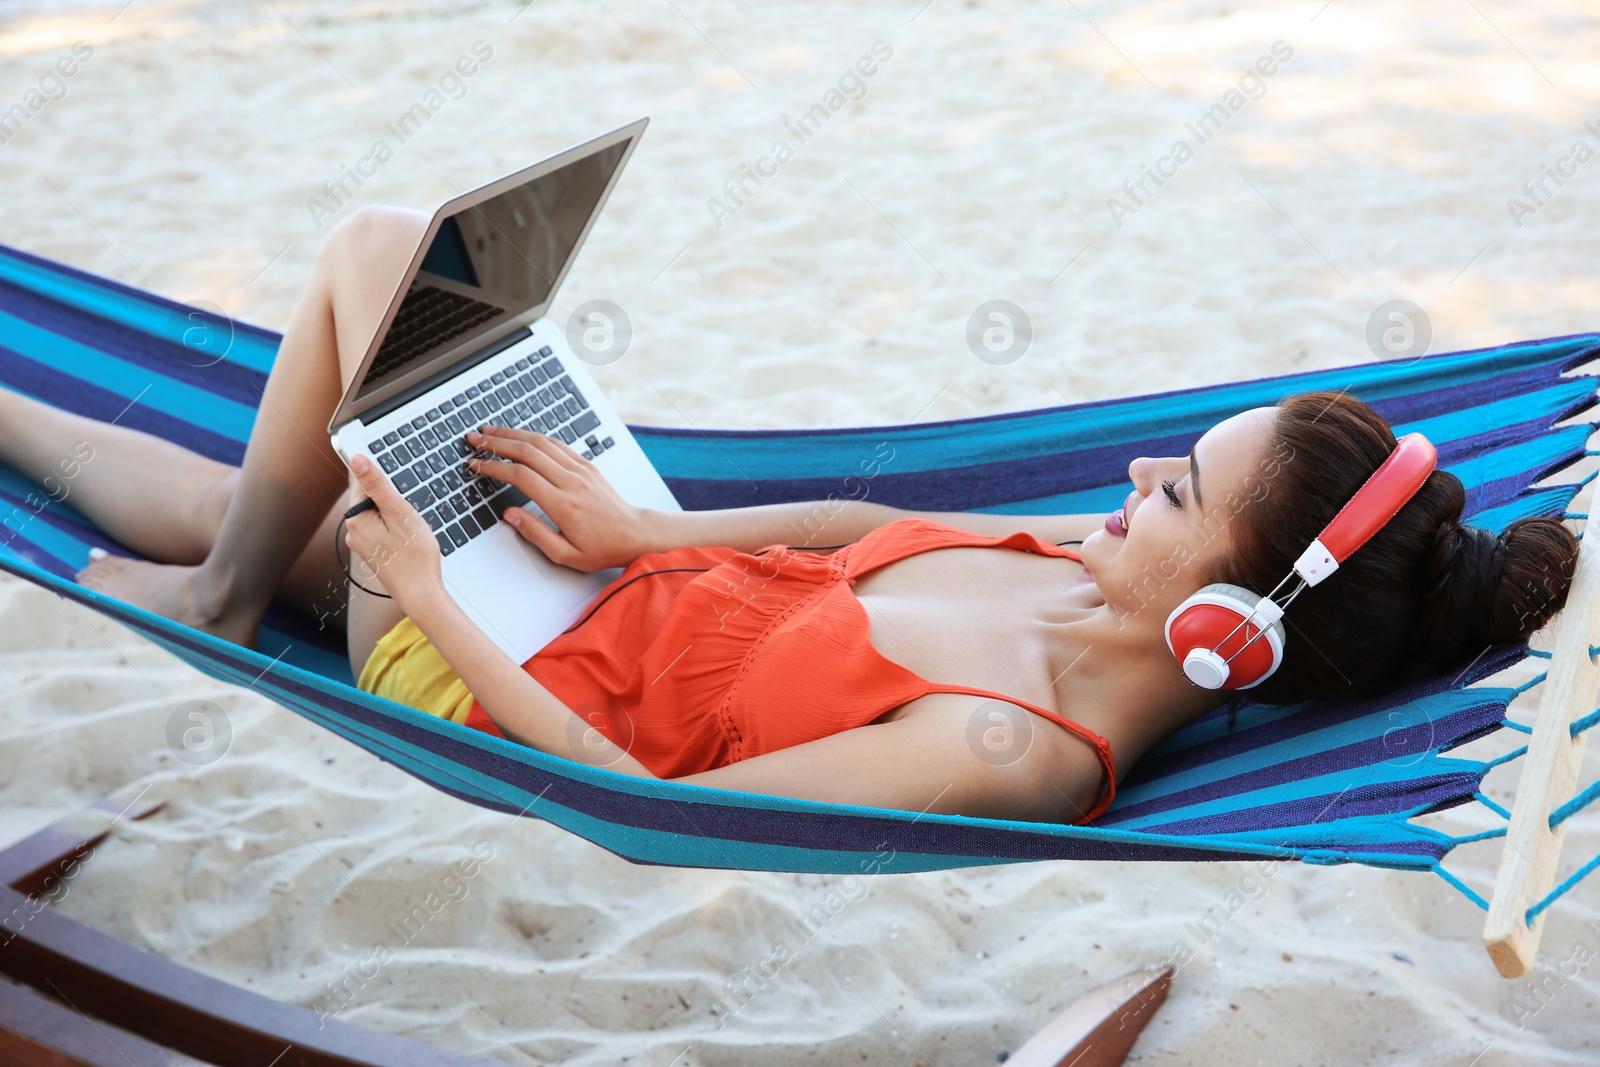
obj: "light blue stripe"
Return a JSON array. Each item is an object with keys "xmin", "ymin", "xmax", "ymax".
[
  {"xmin": 0, "ymin": 250, "xmax": 279, "ymax": 375},
  {"xmin": 1470, "ymin": 486, "xmax": 1582, "ymax": 530},
  {"xmin": 203, "ymin": 689, "xmax": 1383, "ymax": 868},
  {"xmin": 259, "ymin": 633, "xmax": 353, "ymax": 686},
  {"xmin": 0, "ymin": 309, "xmax": 256, "ymax": 440},
  {"xmin": 636, "ymin": 343, "xmax": 1600, "ymax": 478},
  {"xmin": 1111, "ymin": 754, "xmax": 1484, "ymax": 832},
  {"xmin": 643, "ymin": 377, "xmax": 1593, "ymax": 483},
  {"xmin": 1436, "ymin": 422, "xmax": 1594, "ymax": 491},
  {"xmin": 974, "ymin": 415, "xmax": 1591, "ymax": 516},
  {"xmin": 1113, "ymin": 687, "xmax": 1514, "ymax": 810},
  {"xmin": 196, "ymin": 658, "xmax": 1406, "ymax": 866},
  {"xmin": 1395, "ymin": 382, "xmax": 1597, "ymax": 448},
  {"xmin": 0, "ymin": 501, "xmax": 91, "ymax": 567},
  {"xmin": 1182, "ymin": 813, "xmax": 1453, "ymax": 856}
]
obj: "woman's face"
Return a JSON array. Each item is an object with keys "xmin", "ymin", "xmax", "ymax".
[{"xmin": 1078, "ymin": 405, "xmax": 1282, "ymax": 626}]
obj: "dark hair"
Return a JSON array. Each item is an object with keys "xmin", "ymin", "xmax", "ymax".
[{"xmin": 1211, "ymin": 390, "xmax": 1580, "ymax": 705}]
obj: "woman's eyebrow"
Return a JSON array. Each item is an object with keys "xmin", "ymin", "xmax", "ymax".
[{"xmin": 1189, "ymin": 446, "xmax": 1202, "ymax": 509}]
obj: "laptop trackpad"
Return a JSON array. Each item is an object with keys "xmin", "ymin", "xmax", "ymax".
[{"xmin": 441, "ymin": 520, "xmax": 616, "ymax": 663}]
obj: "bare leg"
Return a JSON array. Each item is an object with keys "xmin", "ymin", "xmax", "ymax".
[
  {"xmin": 60, "ymin": 205, "xmax": 426, "ymax": 653},
  {"xmin": 0, "ymin": 389, "xmax": 235, "ymax": 565},
  {"xmin": 0, "ymin": 387, "xmax": 370, "ymax": 635}
]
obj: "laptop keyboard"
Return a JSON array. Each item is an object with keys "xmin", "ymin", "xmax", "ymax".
[
  {"xmin": 367, "ymin": 284, "xmax": 506, "ymax": 381},
  {"xmin": 365, "ymin": 345, "xmax": 617, "ymax": 558}
]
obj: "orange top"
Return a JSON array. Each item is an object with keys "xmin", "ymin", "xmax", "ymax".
[{"xmin": 463, "ymin": 517, "xmax": 1117, "ymax": 823}]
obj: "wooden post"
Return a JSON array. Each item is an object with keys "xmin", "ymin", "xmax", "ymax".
[{"xmin": 1483, "ymin": 504, "xmax": 1600, "ymax": 977}]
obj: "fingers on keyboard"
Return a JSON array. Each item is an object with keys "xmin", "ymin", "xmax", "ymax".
[{"xmin": 364, "ymin": 346, "xmax": 609, "ymax": 553}]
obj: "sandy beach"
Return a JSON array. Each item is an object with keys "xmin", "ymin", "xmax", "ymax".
[{"xmin": 2, "ymin": 0, "xmax": 1600, "ymax": 1062}]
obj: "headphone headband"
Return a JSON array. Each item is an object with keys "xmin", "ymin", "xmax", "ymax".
[{"xmin": 1291, "ymin": 432, "xmax": 1437, "ymax": 586}]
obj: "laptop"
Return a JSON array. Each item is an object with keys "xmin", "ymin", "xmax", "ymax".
[{"xmin": 327, "ymin": 117, "xmax": 681, "ymax": 663}]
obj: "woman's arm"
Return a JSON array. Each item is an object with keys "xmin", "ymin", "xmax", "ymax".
[
  {"xmin": 466, "ymin": 424, "xmax": 1107, "ymax": 567},
  {"xmin": 673, "ymin": 697, "xmax": 1085, "ymax": 823}
]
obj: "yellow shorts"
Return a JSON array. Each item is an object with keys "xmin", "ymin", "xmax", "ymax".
[{"xmin": 356, "ymin": 616, "xmax": 475, "ymax": 726}]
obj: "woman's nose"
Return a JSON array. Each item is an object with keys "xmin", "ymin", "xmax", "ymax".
[
  {"xmin": 1128, "ymin": 456, "xmax": 1181, "ymax": 494},
  {"xmin": 1127, "ymin": 456, "xmax": 1157, "ymax": 492}
]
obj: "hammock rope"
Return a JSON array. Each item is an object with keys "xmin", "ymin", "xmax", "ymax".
[
  {"xmin": 1513, "ymin": 686, "xmax": 1600, "ymax": 922},
  {"xmin": 1570, "ymin": 707, "xmax": 1600, "ymax": 738},
  {"xmin": 3, "ymin": 240, "xmax": 1600, "ymax": 893},
  {"xmin": 1510, "ymin": 672, "xmax": 1550, "ymax": 697},
  {"xmin": 1474, "ymin": 791, "xmax": 1514, "ymax": 819},
  {"xmin": 1418, "ymin": 592, "xmax": 1600, "ymax": 936},
  {"xmin": 1527, "ymin": 850, "xmax": 1600, "ymax": 923},
  {"xmin": 1434, "ymin": 863, "xmax": 1493, "ymax": 911}
]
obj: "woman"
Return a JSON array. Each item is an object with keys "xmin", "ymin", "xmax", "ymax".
[{"xmin": 3, "ymin": 206, "xmax": 1578, "ymax": 825}]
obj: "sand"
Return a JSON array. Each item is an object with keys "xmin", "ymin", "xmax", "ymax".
[{"xmin": 2, "ymin": 0, "xmax": 1600, "ymax": 1062}]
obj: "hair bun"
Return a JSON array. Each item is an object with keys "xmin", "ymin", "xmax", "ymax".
[{"xmin": 1413, "ymin": 515, "xmax": 1578, "ymax": 668}]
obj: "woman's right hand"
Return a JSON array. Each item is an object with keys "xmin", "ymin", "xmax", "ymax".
[{"xmin": 464, "ymin": 423, "xmax": 654, "ymax": 571}]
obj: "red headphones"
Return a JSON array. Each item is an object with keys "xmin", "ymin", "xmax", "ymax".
[{"xmin": 1163, "ymin": 432, "xmax": 1438, "ymax": 690}]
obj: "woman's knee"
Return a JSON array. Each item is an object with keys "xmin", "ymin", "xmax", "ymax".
[
  {"xmin": 319, "ymin": 205, "xmax": 431, "ymax": 375},
  {"xmin": 323, "ymin": 205, "xmax": 429, "ymax": 270}
]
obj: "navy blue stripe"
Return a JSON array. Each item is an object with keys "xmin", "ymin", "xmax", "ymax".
[
  {"xmin": 1123, "ymin": 648, "xmax": 1523, "ymax": 790},
  {"xmin": 0, "ymin": 242, "xmax": 282, "ymax": 347},
  {"xmin": 1366, "ymin": 365, "xmax": 1590, "ymax": 428},
  {"xmin": 1104, "ymin": 706, "xmax": 1504, "ymax": 827},
  {"xmin": 0, "ymin": 275, "xmax": 268, "ymax": 407},
  {"xmin": 1438, "ymin": 415, "xmax": 1594, "ymax": 474},
  {"xmin": 0, "ymin": 526, "xmax": 69, "ymax": 578},
  {"xmin": 1468, "ymin": 473, "xmax": 1580, "ymax": 524},
  {"xmin": 660, "ymin": 422, "xmax": 1586, "ymax": 515},
  {"xmin": 629, "ymin": 335, "xmax": 1600, "ymax": 442},
  {"xmin": 0, "ymin": 341, "xmax": 244, "ymax": 464},
  {"xmin": 1142, "ymin": 775, "xmax": 1479, "ymax": 839}
]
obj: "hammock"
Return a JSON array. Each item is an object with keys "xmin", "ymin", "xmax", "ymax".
[{"xmin": 2, "ymin": 241, "xmax": 1597, "ymax": 920}]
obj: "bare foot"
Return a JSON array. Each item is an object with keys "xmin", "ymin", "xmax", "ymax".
[{"xmin": 75, "ymin": 548, "xmax": 261, "ymax": 649}]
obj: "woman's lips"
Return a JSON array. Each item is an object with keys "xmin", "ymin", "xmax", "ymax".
[{"xmin": 1105, "ymin": 507, "xmax": 1128, "ymax": 538}]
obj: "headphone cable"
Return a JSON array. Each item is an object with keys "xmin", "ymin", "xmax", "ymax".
[{"xmin": 336, "ymin": 498, "xmax": 391, "ymax": 599}]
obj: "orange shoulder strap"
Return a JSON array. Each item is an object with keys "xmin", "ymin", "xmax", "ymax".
[{"xmin": 927, "ymin": 681, "xmax": 1116, "ymax": 824}]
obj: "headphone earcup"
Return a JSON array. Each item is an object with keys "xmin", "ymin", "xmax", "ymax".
[{"xmin": 1164, "ymin": 583, "xmax": 1287, "ymax": 690}]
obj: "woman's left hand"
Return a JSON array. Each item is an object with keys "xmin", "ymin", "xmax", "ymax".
[{"xmin": 344, "ymin": 454, "xmax": 443, "ymax": 607}]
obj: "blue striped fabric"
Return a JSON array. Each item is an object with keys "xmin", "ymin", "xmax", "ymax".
[{"xmin": 1, "ymin": 240, "xmax": 1593, "ymax": 875}]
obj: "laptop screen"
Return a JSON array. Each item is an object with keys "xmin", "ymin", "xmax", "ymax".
[{"xmin": 355, "ymin": 137, "xmax": 631, "ymax": 396}]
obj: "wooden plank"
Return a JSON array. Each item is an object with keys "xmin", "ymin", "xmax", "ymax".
[
  {"xmin": 0, "ymin": 975, "xmax": 213, "ymax": 1067},
  {"xmin": 1005, "ymin": 965, "xmax": 1172, "ymax": 1067},
  {"xmin": 0, "ymin": 796, "xmax": 165, "ymax": 897},
  {"xmin": 1484, "ymin": 503, "xmax": 1600, "ymax": 977},
  {"xmin": 0, "ymin": 884, "xmax": 509, "ymax": 1066}
]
